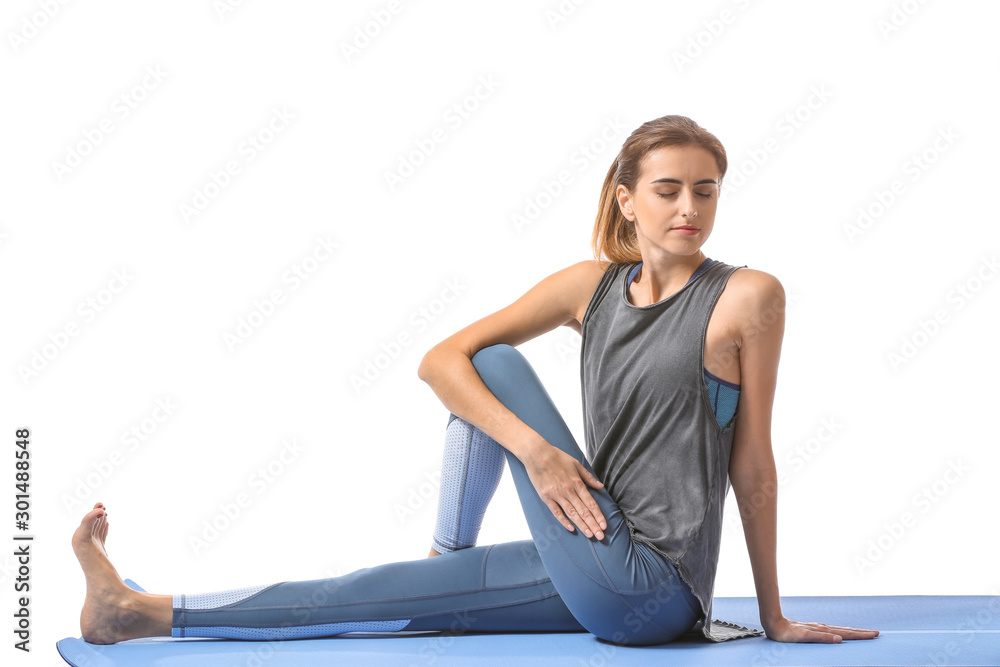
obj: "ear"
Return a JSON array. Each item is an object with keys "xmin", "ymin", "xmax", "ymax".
[{"xmin": 615, "ymin": 184, "xmax": 634, "ymax": 221}]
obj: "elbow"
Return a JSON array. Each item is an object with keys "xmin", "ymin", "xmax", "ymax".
[
  {"xmin": 417, "ymin": 355, "xmax": 432, "ymax": 383},
  {"xmin": 417, "ymin": 348, "xmax": 441, "ymax": 383},
  {"xmin": 418, "ymin": 342, "xmax": 474, "ymax": 384}
]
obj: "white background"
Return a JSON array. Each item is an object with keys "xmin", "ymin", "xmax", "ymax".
[{"xmin": 2, "ymin": 0, "xmax": 998, "ymax": 662}]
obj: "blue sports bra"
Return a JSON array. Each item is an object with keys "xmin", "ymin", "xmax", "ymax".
[{"xmin": 627, "ymin": 258, "xmax": 739, "ymax": 429}]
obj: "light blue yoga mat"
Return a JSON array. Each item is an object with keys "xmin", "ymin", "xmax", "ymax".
[{"xmin": 56, "ymin": 579, "xmax": 999, "ymax": 666}]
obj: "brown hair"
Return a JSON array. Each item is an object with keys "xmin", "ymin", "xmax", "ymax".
[{"xmin": 591, "ymin": 115, "xmax": 727, "ymax": 263}]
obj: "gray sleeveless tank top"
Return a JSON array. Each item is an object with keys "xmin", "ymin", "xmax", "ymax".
[{"xmin": 580, "ymin": 258, "xmax": 764, "ymax": 642}]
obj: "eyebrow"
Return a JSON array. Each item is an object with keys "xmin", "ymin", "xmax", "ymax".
[{"xmin": 649, "ymin": 178, "xmax": 718, "ymax": 186}]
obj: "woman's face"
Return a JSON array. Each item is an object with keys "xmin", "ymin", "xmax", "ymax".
[{"xmin": 616, "ymin": 145, "xmax": 720, "ymax": 259}]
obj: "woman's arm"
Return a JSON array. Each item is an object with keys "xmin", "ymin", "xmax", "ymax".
[
  {"xmin": 727, "ymin": 270, "xmax": 786, "ymax": 629},
  {"xmin": 418, "ymin": 260, "xmax": 611, "ymax": 538},
  {"xmin": 728, "ymin": 271, "xmax": 878, "ymax": 643},
  {"xmin": 417, "ymin": 260, "xmax": 605, "ymax": 458}
]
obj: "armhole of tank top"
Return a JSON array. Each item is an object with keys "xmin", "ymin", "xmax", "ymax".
[
  {"xmin": 581, "ymin": 262, "xmax": 622, "ymax": 332},
  {"xmin": 698, "ymin": 263, "xmax": 743, "ymax": 437}
]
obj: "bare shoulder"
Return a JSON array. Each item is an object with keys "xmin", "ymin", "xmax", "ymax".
[
  {"xmin": 566, "ymin": 258, "xmax": 613, "ymax": 292},
  {"xmin": 721, "ymin": 267, "xmax": 786, "ymax": 335},
  {"xmin": 726, "ymin": 267, "xmax": 784, "ymax": 298}
]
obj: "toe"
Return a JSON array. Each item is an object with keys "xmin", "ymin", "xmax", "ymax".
[{"xmin": 81, "ymin": 507, "xmax": 105, "ymax": 529}]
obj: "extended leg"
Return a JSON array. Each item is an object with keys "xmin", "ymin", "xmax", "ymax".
[
  {"xmin": 73, "ymin": 500, "xmax": 586, "ymax": 644},
  {"xmin": 172, "ymin": 540, "xmax": 585, "ymax": 639}
]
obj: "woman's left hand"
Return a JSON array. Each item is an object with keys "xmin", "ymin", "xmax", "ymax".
[{"xmin": 763, "ymin": 616, "xmax": 879, "ymax": 643}]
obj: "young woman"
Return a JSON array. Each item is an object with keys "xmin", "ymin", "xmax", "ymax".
[{"xmin": 72, "ymin": 115, "xmax": 879, "ymax": 646}]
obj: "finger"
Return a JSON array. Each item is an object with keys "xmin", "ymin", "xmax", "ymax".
[
  {"xmin": 810, "ymin": 622, "xmax": 876, "ymax": 633},
  {"xmin": 825, "ymin": 624, "xmax": 879, "ymax": 633},
  {"xmin": 564, "ymin": 492, "xmax": 604, "ymax": 540},
  {"xmin": 822, "ymin": 625, "xmax": 880, "ymax": 638},
  {"xmin": 560, "ymin": 498, "xmax": 589, "ymax": 536},
  {"xmin": 802, "ymin": 628, "xmax": 842, "ymax": 644},
  {"xmin": 545, "ymin": 499, "xmax": 575, "ymax": 533},
  {"xmin": 578, "ymin": 462, "xmax": 604, "ymax": 488},
  {"xmin": 574, "ymin": 463, "xmax": 608, "ymax": 530},
  {"xmin": 575, "ymin": 486, "xmax": 607, "ymax": 536}
]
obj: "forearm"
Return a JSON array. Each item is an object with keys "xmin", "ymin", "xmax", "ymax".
[
  {"xmin": 731, "ymin": 465, "xmax": 783, "ymax": 627},
  {"xmin": 417, "ymin": 346, "xmax": 544, "ymax": 462}
]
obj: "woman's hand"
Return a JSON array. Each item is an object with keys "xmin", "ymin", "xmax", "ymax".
[
  {"xmin": 763, "ymin": 616, "xmax": 879, "ymax": 643},
  {"xmin": 522, "ymin": 442, "xmax": 607, "ymax": 540}
]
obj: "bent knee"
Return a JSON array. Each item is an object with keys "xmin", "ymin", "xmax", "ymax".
[
  {"xmin": 471, "ymin": 343, "xmax": 520, "ymax": 366},
  {"xmin": 471, "ymin": 344, "xmax": 531, "ymax": 382}
]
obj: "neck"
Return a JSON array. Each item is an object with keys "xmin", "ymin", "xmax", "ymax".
[{"xmin": 630, "ymin": 251, "xmax": 707, "ymax": 304}]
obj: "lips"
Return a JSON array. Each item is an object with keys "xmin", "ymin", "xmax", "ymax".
[{"xmin": 673, "ymin": 226, "xmax": 699, "ymax": 231}]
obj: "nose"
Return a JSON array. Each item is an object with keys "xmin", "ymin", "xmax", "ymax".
[{"xmin": 679, "ymin": 190, "xmax": 698, "ymax": 217}]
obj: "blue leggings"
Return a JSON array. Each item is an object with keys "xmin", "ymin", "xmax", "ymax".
[{"xmin": 171, "ymin": 344, "xmax": 701, "ymax": 645}]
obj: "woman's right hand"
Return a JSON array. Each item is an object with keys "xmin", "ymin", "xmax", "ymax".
[{"xmin": 522, "ymin": 442, "xmax": 607, "ymax": 540}]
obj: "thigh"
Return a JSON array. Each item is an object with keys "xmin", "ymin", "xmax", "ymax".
[
  {"xmin": 470, "ymin": 344, "xmax": 701, "ymax": 644},
  {"xmin": 405, "ymin": 539, "xmax": 585, "ymax": 634}
]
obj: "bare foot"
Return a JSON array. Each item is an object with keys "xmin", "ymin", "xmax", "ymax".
[{"xmin": 72, "ymin": 503, "xmax": 170, "ymax": 644}]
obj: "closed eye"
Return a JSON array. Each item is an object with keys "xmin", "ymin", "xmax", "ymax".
[{"xmin": 658, "ymin": 193, "xmax": 714, "ymax": 199}]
